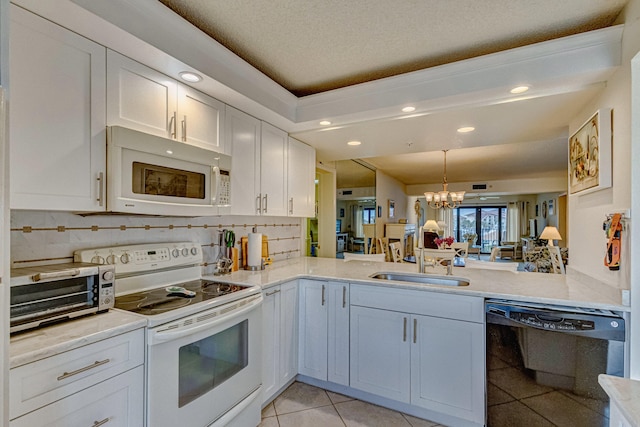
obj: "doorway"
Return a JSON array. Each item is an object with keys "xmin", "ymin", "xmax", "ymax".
[{"xmin": 453, "ymin": 206, "xmax": 507, "ymax": 253}]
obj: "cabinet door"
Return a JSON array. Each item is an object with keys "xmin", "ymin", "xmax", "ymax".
[
  {"xmin": 227, "ymin": 106, "xmax": 260, "ymax": 215},
  {"xmin": 107, "ymin": 50, "xmax": 177, "ymax": 138},
  {"xmin": 261, "ymin": 286, "xmax": 281, "ymax": 403},
  {"xmin": 328, "ymin": 282, "xmax": 349, "ymax": 386},
  {"xmin": 288, "ymin": 137, "xmax": 316, "ymax": 217},
  {"xmin": 279, "ymin": 281, "xmax": 298, "ymax": 385},
  {"xmin": 411, "ymin": 315, "xmax": 485, "ymax": 424},
  {"xmin": 10, "ymin": 6, "xmax": 106, "ymax": 211},
  {"xmin": 177, "ymin": 84, "xmax": 227, "ymax": 153},
  {"xmin": 260, "ymin": 122, "xmax": 288, "ymax": 216},
  {"xmin": 298, "ymin": 280, "xmax": 328, "ymax": 380},
  {"xmin": 350, "ymin": 306, "xmax": 410, "ymax": 402},
  {"xmin": 10, "ymin": 366, "xmax": 144, "ymax": 427}
]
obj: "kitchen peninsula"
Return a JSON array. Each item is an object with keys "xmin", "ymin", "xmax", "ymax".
[{"xmin": 10, "ymin": 257, "xmax": 627, "ymax": 427}]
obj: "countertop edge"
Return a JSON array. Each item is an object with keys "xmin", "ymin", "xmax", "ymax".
[{"xmin": 598, "ymin": 374, "xmax": 640, "ymax": 425}]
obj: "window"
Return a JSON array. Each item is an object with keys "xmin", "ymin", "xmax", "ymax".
[
  {"xmin": 453, "ymin": 206, "xmax": 507, "ymax": 253},
  {"xmin": 363, "ymin": 207, "xmax": 375, "ymax": 224}
]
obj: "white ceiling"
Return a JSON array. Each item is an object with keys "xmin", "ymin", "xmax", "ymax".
[
  {"xmin": 153, "ymin": 0, "xmax": 627, "ymax": 194},
  {"xmin": 71, "ymin": 0, "xmax": 628, "ymax": 193}
]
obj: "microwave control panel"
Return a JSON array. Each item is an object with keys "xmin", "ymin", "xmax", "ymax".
[{"xmin": 218, "ymin": 169, "xmax": 231, "ymax": 206}]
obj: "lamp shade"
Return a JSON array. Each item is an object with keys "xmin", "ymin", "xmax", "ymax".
[
  {"xmin": 540, "ymin": 226, "xmax": 562, "ymax": 246},
  {"xmin": 423, "ymin": 220, "xmax": 440, "ymax": 232}
]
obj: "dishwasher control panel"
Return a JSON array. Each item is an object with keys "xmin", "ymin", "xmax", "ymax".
[{"xmin": 509, "ymin": 311, "xmax": 594, "ymax": 331}]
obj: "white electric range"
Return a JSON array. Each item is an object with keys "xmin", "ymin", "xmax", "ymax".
[{"xmin": 74, "ymin": 242, "xmax": 263, "ymax": 427}]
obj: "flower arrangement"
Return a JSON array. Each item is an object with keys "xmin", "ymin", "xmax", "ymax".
[{"xmin": 434, "ymin": 236, "xmax": 455, "ymax": 249}]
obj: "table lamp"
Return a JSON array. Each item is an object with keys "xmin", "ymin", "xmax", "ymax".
[
  {"xmin": 422, "ymin": 220, "xmax": 440, "ymax": 249},
  {"xmin": 540, "ymin": 226, "xmax": 562, "ymax": 246},
  {"xmin": 424, "ymin": 220, "xmax": 440, "ymax": 232}
]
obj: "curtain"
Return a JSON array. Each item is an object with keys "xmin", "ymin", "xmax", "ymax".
[
  {"xmin": 352, "ymin": 204, "xmax": 364, "ymax": 237},
  {"xmin": 506, "ymin": 201, "xmax": 528, "ymax": 241}
]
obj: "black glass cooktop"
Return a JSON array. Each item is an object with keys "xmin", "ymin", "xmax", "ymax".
[{"xmin": 115, "ymin": 280, "xmax": 250, "ymax": 315}]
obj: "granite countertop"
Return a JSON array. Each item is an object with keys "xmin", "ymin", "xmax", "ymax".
[
  {"xmin": 9, "ymin": 310, "xmax": 147, "ymax": 368},
  {"xmin": 209, "ymin": 256, "xmax": 627, "ymax": 311},
  {"xmin": 599, "ymin": 374, "xmax": 640, "ymax": 425}
]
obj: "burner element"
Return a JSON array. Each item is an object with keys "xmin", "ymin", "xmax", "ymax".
[{"xmin": 201, "ymin": 281, "xmax": 244, "ymax": 298}]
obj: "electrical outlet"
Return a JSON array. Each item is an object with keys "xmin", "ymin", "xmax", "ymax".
[{"xmin": 622, "ymin": 289, "xmax": 630, "ymax": 306}]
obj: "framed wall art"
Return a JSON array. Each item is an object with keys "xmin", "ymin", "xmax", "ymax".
[
  {"xmin": 548, "ymin": 199, "xmax": 554, "ymax": 216},
  {"xmin": 388, "ymin": 200, "xmax": 395, "ymax": 218},
  {"xmin": 569, "ymin": 109, "xmax": 612, "ymax": 195}
]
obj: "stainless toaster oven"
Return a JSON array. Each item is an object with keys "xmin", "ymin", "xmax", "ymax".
[{"xmin": 10, "ymin": 262, "xmax": 115, "ymax": 333}]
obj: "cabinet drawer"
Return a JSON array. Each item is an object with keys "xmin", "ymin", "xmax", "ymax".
[
  {"xmin": 11, "ymin": 365, "xmax": 144, "ymax": 427},
  {"xmin": 10, "ymin": 328, "xmax": 144, "ymax": 420},
  {"xmin": 351, "ymin": 284, "xmax": 484, "ymax": 323}
]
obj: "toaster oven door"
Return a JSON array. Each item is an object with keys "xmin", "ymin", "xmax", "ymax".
[{"xmin": 10, "ymin": 275, "xmax": 98, "ymax": 333}]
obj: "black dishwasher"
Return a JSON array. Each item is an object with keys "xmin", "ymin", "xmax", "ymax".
[{"xmin": 485, "ymin": 300, "xmax": 626, "ymax": 427}]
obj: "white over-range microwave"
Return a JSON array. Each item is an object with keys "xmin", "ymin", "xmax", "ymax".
[{"xmin": 106, "ymin": 126, "xmax": 231, "ymax": 216}]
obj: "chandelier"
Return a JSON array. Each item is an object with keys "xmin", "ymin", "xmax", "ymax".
[{"xmin": 424, "ymin": 150, "xmax": 465, "ymax": 209}]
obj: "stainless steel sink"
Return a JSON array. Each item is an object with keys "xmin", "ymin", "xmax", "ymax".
[{"xmin": 369, "ymin": 272, "xmax": 470, "ymax": 287}]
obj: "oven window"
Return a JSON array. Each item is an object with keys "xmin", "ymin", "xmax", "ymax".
[
  {"xmin": 178, "ymin": 320, "xmax": 248, "ymax": 407},
  {"xmin": 132, "ymin": 162, "xmax": 206, "ymax": 199}
]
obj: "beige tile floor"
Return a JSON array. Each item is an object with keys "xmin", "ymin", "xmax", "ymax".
[{"xmin": 260, "ymin": 382, "xmax": 447, "ymax": 427}]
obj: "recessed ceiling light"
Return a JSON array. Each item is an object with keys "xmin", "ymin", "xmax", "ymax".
[
  {"xmin": 510, "ymin": 85, "xmax": 529, "ymax": 94},
  {"xmin": 347, "ymin": 140, "xmax": 362, "ymax": 146},
  {"xmin": 457, "ymin": 126, "xmax": 475, "ymax": 133},
  {"xmin": 166, "ymin": 150, "xmax": 173, "ymax": 155},
  {"xmin": 179, "ymin": 71, "xmax": 202, "ymax": 82},
  {"xmin": 319, "ymin": 120, "xmax": 332, "ymax": 126},
  {"xmin": 402, "ymin": 106, "xmax": 416, "ymax": 113}
]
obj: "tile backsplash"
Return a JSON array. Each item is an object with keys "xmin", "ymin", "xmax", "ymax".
[{"xmin": 11, "ymin": 210, "xmax": 303, "ymax": 275}]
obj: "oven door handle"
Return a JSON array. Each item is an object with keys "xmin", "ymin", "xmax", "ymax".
[{"xmin": 147, "ymin": 295, "xmax": 262, "ymax": 345}]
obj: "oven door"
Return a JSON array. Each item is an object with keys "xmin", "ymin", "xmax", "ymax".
[{"xmin": 146, "ymin": 294, "xmax": 262, "ymax": 427}]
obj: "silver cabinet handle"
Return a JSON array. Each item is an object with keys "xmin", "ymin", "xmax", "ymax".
[
  {"xmin": 342, "ymin": 286, "xmax": 346, "ymax": 308},
  {"xmin": 92, "ymin": 418, "xmax": 111, "ymax": 427},
  {"xmin": 413, "ymin": 318, "xmax": 417, "ymax": 343},
  {"xmin": 321, "ymin": 284, "xmax": 326, "ymax": 306},
  {"xmin": 181, "ymin": 115, "xmax": 187, "ymax": 141},
  {"xmin": 265, "ymin": 289, "xmax": 280, "ymax": 296},
  {"xmin": 289, "ymin": 197, "xmax": 294, "ymax": 215},
  {"xmin": 96, "ymin": 172, "xmax": 104, "ymax": 207},
  {"xmin": 256, "ymin": 193, "xmax": 262, "ymax": 214},
  {"xmin": 263, "ymin": 194, "xmax": 268, "ymax": 213},
  {"xmin": 403, "ymin": 317, "xmax": 408, "ymax": 342},
  {"xmin": 169, "ymin": 111, "xmax": 177, "ymax": 139},
  {"xmin": 57, "ymin": 359, "xmax": 110, "ymax": 381}
]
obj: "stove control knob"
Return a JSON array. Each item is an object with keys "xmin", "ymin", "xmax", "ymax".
[
  {"xmin": 91, "ymin": 255, "xmax": 105, "ymax": 265},
  {"xmin": 102, "ymin": 270, "xmax": 114, "ymax": 281},
  {"xmin": 191, "ymin": 247, "xmax": 199, "ymax": 255},
  {"xmin": 120, "ymin": 253, "xmax": 131, "ymax": 264},
  {"xmin": 172, "ymin": 248, "xmax": 180, "ymax": 258},
  {"xmin": 181, "ymin": 248, "xmax": 189, "ymax": 257},
  {"xmin": 106, "ymin": 254, "xmax": 117, "ymax": 265}
]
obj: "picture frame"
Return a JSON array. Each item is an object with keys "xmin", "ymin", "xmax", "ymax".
[
  {"xmin": 535, "ymin": 204, "xmax": 539, "ymax": 217},
  {"xmin": 339, "ymin": 208, "xmax": 344, "ymax": 218},
  {"xmin": 388, "ymin": 200, "xmax": 395, "ymax": 218},
  {"xmin": 569, "ymin": 109, "xmax": 612, "ymax": 195},
  {"xmin": 548, "ymin": 199, "xmax": 555, "ymax": 216},
  {"xmin": 542, "ymin": 201, "xmax": 547, "ymax": 219},
  {"xmin": 377, "ymin": 205, "xmax": 382, "ymax": 218}
]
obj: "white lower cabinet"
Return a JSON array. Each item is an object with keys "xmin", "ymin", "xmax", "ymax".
[
  {"xmin": 298, "ymin": 280, "xmax": 349, "ymax": 385},
  {"xmin": 262, "ymin": 281, "xmax": 298, "ymax": 404},
  {"xmin": 349, "ymin": 285, "xmax": 485, "ymax": 425},
  {"xmin": 10, "ymin": 328, "xmax": 145, "ymax": 426},
  {"xmin": 10, "ymin": 366, "xmax": 144, "ymax": 427}
]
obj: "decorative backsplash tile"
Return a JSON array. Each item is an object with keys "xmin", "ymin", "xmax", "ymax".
[{"xmin": 11, "ymin": 210, "xmax": 302, "ymax": 275}]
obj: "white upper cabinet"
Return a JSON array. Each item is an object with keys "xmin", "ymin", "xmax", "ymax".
[
  {"xmin": 260, "ymin": 122, "xmax": 288, "ymax": 216},
  {"xmin": 227, "ymin": 107, "xmax": 290, "ymax": 217},
  {"xmin": 227, "ymin": 105, "xmax": 261, "ymax": 216},
  {"xmin": 287, "ymin": 137, "xmax": 316, "ymax": 217},
  {"xmin": 107, "ymin": 50, "xmax": 226, "ymax": 153},
  {"xmin": 10, "ymin": 5, "xmax": 106, "ymax": 211}
]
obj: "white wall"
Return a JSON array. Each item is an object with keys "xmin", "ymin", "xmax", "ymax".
[
  {"xmin": 375, "ymin": 170, "xmax": 407, "ymax": 238},
  {"xmin": 566, "ymin": 0, "xmax": 640, "ymax": 291}
]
